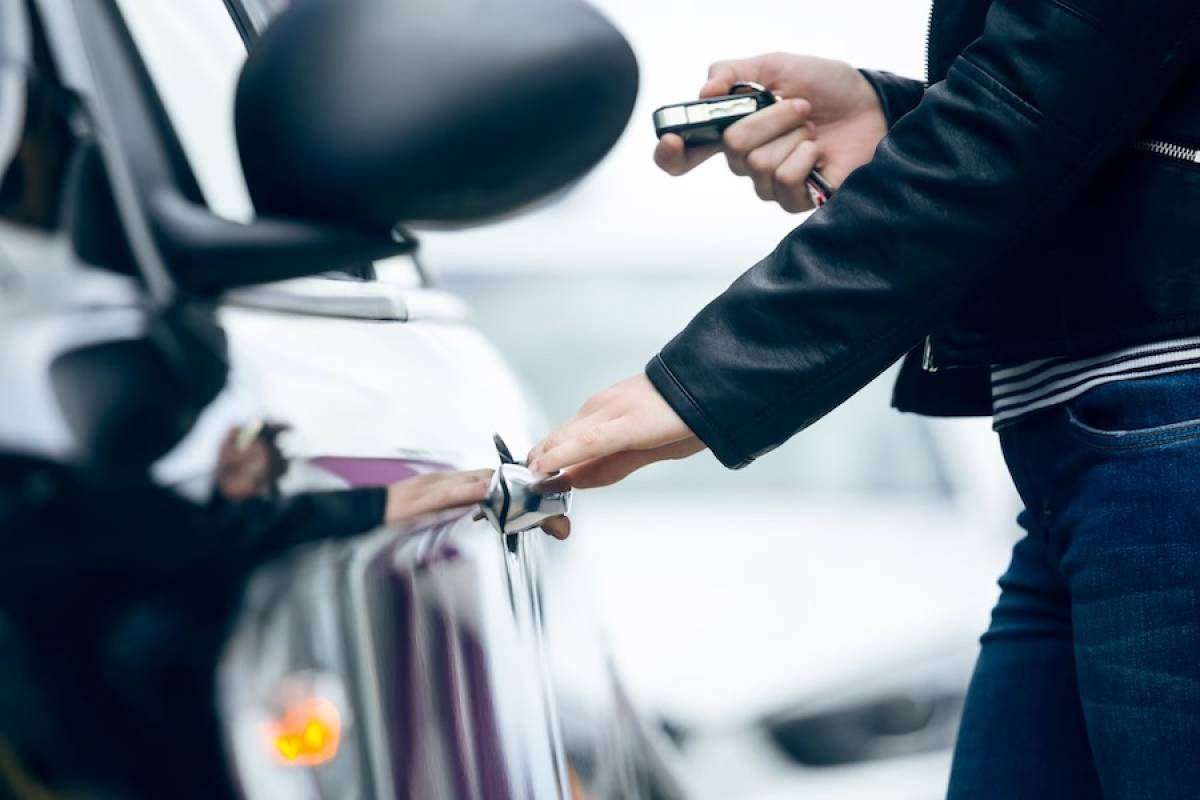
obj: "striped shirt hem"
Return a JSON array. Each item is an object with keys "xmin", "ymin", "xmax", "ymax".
[{"xmin": 991, "ymin": 338, "xmax": 1200, "ymax": 428}]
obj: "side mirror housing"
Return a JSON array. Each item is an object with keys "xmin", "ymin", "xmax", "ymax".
[{"xmin": 234, "ymin": 0, "xmax": 638, "ymax": 231}]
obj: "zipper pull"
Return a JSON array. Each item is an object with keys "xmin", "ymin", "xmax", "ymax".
[{"xmin": 922, "ymin": 336, "xmax": 939, "ymax": 373}]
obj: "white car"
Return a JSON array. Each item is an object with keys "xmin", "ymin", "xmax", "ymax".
[{"xmin": 0, "ymin": 1, "xmax": 685, "ymax": 798}]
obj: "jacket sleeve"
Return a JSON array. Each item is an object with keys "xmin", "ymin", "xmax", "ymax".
[
  {"xmin": 205, "ymin": 489, "xmax": 388, "ymax": 566},
  {"xmin": 647, "ymin": 0, "xmax": 1200, "ymax": 468},
  {"xmin": 858, "ymin": 69, "xmax": 925, "ymax": 127},
  {"xmin": 0, "ymin": 455, "xmax": 388, "ymax": 603}
]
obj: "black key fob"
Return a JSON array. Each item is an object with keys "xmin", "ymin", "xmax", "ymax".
[
  {"xmin": 652, "ymin": 80, "xmax": 835, "ymax": 208},
  {"xmin": 652, "ymin": 81, "xmax": 775, "ymax": 146}
]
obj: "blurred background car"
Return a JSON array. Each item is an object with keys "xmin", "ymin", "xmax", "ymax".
[{"xmin": 424, "ymin": 0, "xmax": 1022, "ymax": 797}]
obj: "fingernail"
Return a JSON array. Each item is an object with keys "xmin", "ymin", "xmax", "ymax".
[{"xmin": 792, "ymin": 99, "xmax": 809, "ymax": 114}]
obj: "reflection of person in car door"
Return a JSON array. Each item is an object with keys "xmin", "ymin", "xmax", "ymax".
[
  {"xmin": 212, "ymin": 422, "xmax": 494, "ymax": 528},
  {"xmin": 0, "ymin": 433, "xmax": 495, "ymax": 800},
  {"xmin": 530, "ymin": 2, "xmax": 1200, "ymax": 795}
]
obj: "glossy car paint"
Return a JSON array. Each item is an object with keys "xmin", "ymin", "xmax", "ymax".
[
  {"xmin": 218, "ymin": 287, "xmax": 537, "ymax": 469},
  {"xmin": 220, "ymin": 477, "xmax": 569, "ymax": 800}
]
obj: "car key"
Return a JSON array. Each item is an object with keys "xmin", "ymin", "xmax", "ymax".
[
  {"xmin": 653, "ymin": 81, "xmax": 834, "ymax": 207},
  {"xmin": 479, "ymin": 433, "xmax": 573, "ymax": 535},
  {"xmin": 653, "ymin": 81, "xmax": 778, "ymax": 145}
]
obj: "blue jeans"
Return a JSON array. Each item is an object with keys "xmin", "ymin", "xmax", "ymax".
[{"xmin": 948, "ymin": 371, "xmax": 1200, "ymax": 799}]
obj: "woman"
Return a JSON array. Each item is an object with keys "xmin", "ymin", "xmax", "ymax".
[{"xmin": 530, "ymin": 1, "xmax": 1200, "ymax": 796}]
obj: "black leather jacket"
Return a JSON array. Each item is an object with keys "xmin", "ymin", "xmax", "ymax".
[{"xmin": 645, "ymin": 0, "xmax": 1200, "ymax": 468}]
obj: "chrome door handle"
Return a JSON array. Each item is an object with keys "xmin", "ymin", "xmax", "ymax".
[{"xmin": 479, "ymin": 434, "xmax": 572, "ymax": 535}]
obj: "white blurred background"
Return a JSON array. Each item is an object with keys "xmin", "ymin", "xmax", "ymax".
[{"xmin": 421, "ymin": 1, "xmax": 1021, "ymax": 797}]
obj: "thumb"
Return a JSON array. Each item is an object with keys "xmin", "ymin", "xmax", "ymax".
[
  {"xmin": 700, "ymin": 55, "xmax": 770, "ymax": 97},
  {"xmin": 700, "ymin": 70, "xmax": 737, "ymax": 98}
]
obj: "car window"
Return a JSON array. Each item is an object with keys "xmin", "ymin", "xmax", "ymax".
[
  {"xmin": 446, "ymin": 272, "xmax": 953, "ymax": 498},
  {"xmin": 116, "ymin": 0, "xmax": 253, "ymax": 224}
]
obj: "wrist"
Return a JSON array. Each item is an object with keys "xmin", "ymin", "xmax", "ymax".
[
  {"xmin": 856, "ymin": 69, "xmax": 924, "ymax": 128},
  {"xmin": 384, "ymin": 483, "xmax": 401, "ymax": 523}
]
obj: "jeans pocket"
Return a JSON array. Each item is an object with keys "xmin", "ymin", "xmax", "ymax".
[{"xmin": 1064, "ymin": 371, "xmax": 1200, "ymax": 449}]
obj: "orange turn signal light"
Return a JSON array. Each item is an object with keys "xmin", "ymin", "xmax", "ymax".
[{"xmin": 262, "ymin": 695, "xmax": 343, "ymax": 767}]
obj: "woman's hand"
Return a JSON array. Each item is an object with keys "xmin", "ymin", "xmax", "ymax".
[
  {"xmin": 216, "ymin": 423, "xmax": 289, "ymax": 501},
  {"xmin": 528, "ymin": 375, "xmax": 707, "ymax": 489},
  {"xmin": 385, "ymin": 469, "xmax": 571, "ymax": 540},
  {"xmin": 654, "ymin": 52, "xmax": 888, "ymax": 212}
]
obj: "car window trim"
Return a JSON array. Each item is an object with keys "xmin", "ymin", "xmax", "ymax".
[{"xmin": 221, "ymin": 0, "xmax": 257, "ymax": 49}]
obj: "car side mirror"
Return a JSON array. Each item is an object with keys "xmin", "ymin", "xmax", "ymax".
[{"xmin": 234, "ymin": 0, "xmax": 639, "ymax": 231}]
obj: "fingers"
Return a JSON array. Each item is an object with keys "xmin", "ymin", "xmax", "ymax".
[
  {"xmin": 701, "ymin": 55, "xmax": 773, "ymax": 97},
  {"xmin": 722, "ymin": 98, "xmax": 811, "ymax": 176},
  {"xmin": 747, "ymin": 126, "xmax": 813, "ymax": 176},
  {"xmin": 529, "ymin": 412, "xmax": 618, "ymax": 474},
  {"xmin": 744, "ymin": 127, "xmax": 812, "ymax": 203},
  {"xmin": 700, "ymin": 62, "xmax": 740, "ymax": 97},
  {"xmin": 540, "ymin": 516, "xmax": 571, "ymax": 541},
  {"xmin": 410, "ymin": 471, "xmax": 571, "ymax": 544},
  {"xmin": 386, "ymin": 469, "xmax": 494, "ymax": 524},
  {"xmin": 565, "ymin": 438, "xmax": 707, "ymax": 489},
  {"xmin": 528, "ymin": 385, "xmax": 624, "ymax": 467},
  {"xmin": 410, "ymin": 469, "xmax": 492, "ymax": 491},
  {"xmin": 530, "ymin": 374, "xmax": 695, "ymax": 477},
  {"xmin": 654, "ymin": 134, "xmax": 720, "ymax": 177},
  {"xmin": 242, "ymin": 444, "xmax": 270, "ymax": 482},
  {"xmin": 532, "ymin": 417, "xmax": 643, "ymax": 478},
  {"xmin": 527, "ymin": 415, "xmax": 580, "ymax": 469},
  {"xmin": 772, "ymin": 139, "xmax": 823, "ymax": 213},
  {"xmin": 533, "ymin": 472, "xmax": 573, "ymax": 496},
  {"xmin": 423, "ymin": 471, "xmax": 491, "ymax": 509}
]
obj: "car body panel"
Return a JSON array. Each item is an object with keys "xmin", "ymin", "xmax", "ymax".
[
  {"xmin": 218, "ymin": 299, "xmax": 538, "ymax": 467},
  {"xmin": 220, "ymin": 496, "xmax": 569, "ymax": 800}
]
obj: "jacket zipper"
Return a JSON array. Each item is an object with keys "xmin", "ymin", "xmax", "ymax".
[
  {"xmin": 922, "ymin": 336, "xmax": 939, "ymax": 373},
  {"xmin": 1133, "ymin": 138, "xmax": 1200, "ymax": 164},
  {"xmin": 923, "ymin": 0, "xmax": 936, "ymax": 86}
]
